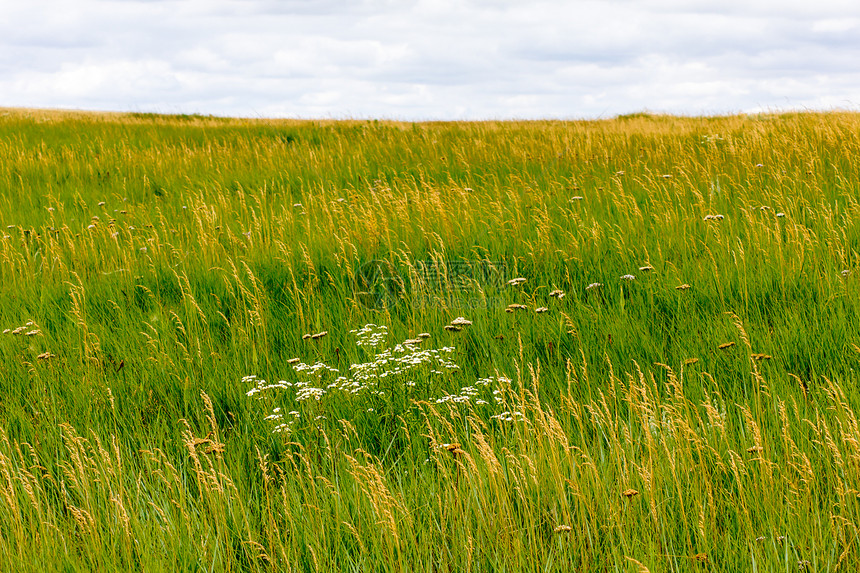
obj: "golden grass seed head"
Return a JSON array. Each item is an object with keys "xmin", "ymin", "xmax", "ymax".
[
  {"xmin": 718, "ymin": 342, "xmax": 736, "ymax": 350},
  {"xmin": 683, "ymin": 358, "xmax": 699, "ymax": 366},
  {"xmin": 622, "ymin": 489, "xmax": 639, "ymax": 498},
  {"xmin": 639, "ymin": 265, "xmax": 654, "ymax": 272},
  {"xmin": 676, "ymin": 284, "xmax": 691, "ymax": 290}
]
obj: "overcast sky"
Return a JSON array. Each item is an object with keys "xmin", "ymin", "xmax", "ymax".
[{"xmin": 2, "ymin": 0, "xmax": 859, "ymax": 120}]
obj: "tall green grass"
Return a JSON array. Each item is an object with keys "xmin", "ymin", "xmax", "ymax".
[{"xmin": 1, "ymin": 107, "xmax": 860, "ymax": 570}]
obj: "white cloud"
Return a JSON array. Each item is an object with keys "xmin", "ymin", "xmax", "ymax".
[{"xmin": 0, "ymin": 0, "xmax": 857, "ymax": 119}]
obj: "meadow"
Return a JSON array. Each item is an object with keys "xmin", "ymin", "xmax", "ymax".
[{"xmin": 1, "ymin": 107, "xmax": 860, "ymax": 571}]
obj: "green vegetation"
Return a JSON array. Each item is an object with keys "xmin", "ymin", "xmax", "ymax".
[{"xmin": 1, "ymin": 107, "xmax": 860, "ymax": 571}]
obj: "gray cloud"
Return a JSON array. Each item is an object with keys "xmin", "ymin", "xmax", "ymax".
[{"xmin": 0, "ymin": 0, "xmax": 857, "ymax": 119}]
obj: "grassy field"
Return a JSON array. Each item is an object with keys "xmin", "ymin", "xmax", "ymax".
[{"xmin": 1, "ymin": 107, "xmax": 860, "ymax": 571}]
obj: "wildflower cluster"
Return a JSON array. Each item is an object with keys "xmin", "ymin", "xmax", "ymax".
[
  {"xmin": 246, "ymin": 326, "xmax": 518, "ymax": 435},
  {"xmin": 491, "ymin": 410, "xmax": 527, "ymax": 423},
  {"xmin": 342, "ymin": 342, "xmax": 459, "ymax": 395},
  {"xmin": 350, "ymin": 323, "xmax": 388, "ymax": 347},
  {"xmin": 2, "ymin": 320, "xmax": 42, "ymax": 336},
  {"xmin": 263, "ymin": 407, "xmax": 300, "ymax": 434},
  {"xmin": 444, "ymin": 316, "xmax": 473, "ymax": 332},
  {"xmin": 435, "ymin": 375, "xmax": 510, "ymax": 406}
]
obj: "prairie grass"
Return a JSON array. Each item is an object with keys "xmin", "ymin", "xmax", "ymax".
[{"xmin": 1, "ymin": 107, "xmax": 860, "ymax": 570}]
